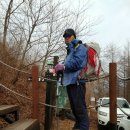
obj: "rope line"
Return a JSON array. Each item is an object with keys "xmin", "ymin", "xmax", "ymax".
[
  {"xmin": 0, "ymin": 83, "xmax": 94, "ymax": 110},
  {"xmin": 0, "ymin": 83, "xmax": 70, "ymax": 109},
  {"xmin": 0, "ymin": 60, "xmax": 59, "ymax": 82},
  {"xmin": 2, "ymin": 58, "xmax": 130, "ymax": 82},
  {"xmin": 85, "ymin": 74, "xmax": 109, "ymax": 82},
  {"xmin": 0, "ymin": 59, "xmax": 109, "ymax": 82},
  {"xmin": 117, "ymin": 74, "xmax": 130, "ymax": 81},
  {"xmin": 0, "ymin": 60, "xmax": 31, "ymax": 74},
  {"xmin": 1, "ymin": 58, "xmax": 130, "ymax": 81}
]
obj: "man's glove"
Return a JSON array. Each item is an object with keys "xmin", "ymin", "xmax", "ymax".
[{"xmin": 54, "ymin": 63, "xmax": 65, "ymax": 73}]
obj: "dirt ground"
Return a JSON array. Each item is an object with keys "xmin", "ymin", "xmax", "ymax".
[
  {"xmin": 0, "ymin": 107, "xmax": 98, "ymax": 130},
  {"xmin": 48, "ymin": 107, "xmax": 98, "ymax": 130}
]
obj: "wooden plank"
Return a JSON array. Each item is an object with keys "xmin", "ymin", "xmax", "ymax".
[
  {"xmin": 0, "ymin": 105, "xmax": 19, "ymax": 116},
  {"xmin": 2, "ymin": 119, "xmax": 40, "ymax": 130}
]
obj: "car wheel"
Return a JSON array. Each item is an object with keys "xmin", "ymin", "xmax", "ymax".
[
  {"xmin": 98, "ymin": 124, "xmax": 107, "ymax": 130},
  {"xmin": 119, "ymin": 127, "xmax": 124, "ymax": 130}
]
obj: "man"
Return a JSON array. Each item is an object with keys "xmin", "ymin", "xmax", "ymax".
[{"xmin": 63, "ymin": 28, "xmax": 89, "ymax": 130}]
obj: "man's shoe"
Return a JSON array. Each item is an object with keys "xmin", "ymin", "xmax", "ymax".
[
  {"xmin": 72, "ymin": 127, "xmax": 80, "ymax": 130},
  {"xmin": 66, "ymin": 111, "xmax": 75, "ymax": 121}
]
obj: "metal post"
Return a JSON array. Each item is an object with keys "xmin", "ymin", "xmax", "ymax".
[
  {"xmin": 44, "ymin": 71, "xmax": 54, "ymax": 130},
  {"xmin": 53, "ymin": 56, "xmax": 59, "ymax": 66},
  {"xmin": 109, "ymin": 63, "xmax": 117, "ymax": 130},
  {"xmin": 32, "ymin": 65, "xmax": 39, "ymax": 119},
  {"xmin": 44, "ymin": 56, "xmax": 58, "ymax": 130}
]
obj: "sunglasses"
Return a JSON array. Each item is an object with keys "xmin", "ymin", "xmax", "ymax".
[{"xmin": 63, "ymin": 34, "xmax": 72, "ymax": 38}]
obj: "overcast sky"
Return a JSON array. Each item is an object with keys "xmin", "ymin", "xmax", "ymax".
[{"xmin": 67, "ymin": 0, "xmax": 130, "ymax": 49}]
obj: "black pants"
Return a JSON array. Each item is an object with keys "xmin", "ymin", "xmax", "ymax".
[{"xmin": 66, "ymin": 83, "xmax": 89, "ymax": 130}]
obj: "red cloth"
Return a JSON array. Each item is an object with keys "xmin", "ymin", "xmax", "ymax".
[
  {"xmin": 88, "ymin": 47, "xmax": 96, "ymax": 67},
  {"xmin": 79, "ymin": 47, "xmax": 100, "ymax": 78}
]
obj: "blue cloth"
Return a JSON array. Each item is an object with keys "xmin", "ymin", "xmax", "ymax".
[{"xmin": 63, "ymin": 39, "xmax": 87, "ymax": 86}]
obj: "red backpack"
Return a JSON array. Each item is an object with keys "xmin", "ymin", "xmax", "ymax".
[{"xmin": 79, "ymin": 42, "xmax": 101, "ymax": 79}]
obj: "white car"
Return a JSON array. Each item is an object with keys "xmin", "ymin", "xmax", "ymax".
[
  {"xmin": 97, "ymin": 97, "xmax": 130, "ymax": 129},
  {"xmin": 118, "ymin": 116, "xmax": 130, "ymax": 130}
]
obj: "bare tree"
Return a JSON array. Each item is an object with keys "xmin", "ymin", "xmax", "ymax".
[
  {"xmin": 124, "ymin": 42, "xmax": 130, "ymax": 102},
  {"xmin": 2, "ymin": 0, "xmax": 24, "ymax": 49},
  {"xmin": 10, "ymin": 0, "xmax": 52, "ymax": 84},
  {"xmin": 0, "ymin": 0, "xmax": 99, "ymax": 84},
  {"xmin": 8, "ymin": 0, "xmax": 68, "ymax": 83}
]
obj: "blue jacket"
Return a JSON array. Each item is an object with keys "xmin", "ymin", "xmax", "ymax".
[{"xmin": 63, "ymin": 39, "xmax": 87, "ymax": 86}]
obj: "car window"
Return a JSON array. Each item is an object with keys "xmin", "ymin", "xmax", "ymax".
[
  {"xmin": 117, "ymin": 99, "xmax": 130, "ymax": 108},
  {"xmin": 102, "ymin": 99, "xmax": 109, "ymax": 107},
  {"xmin": 101, "ymin": 98, "xmax": 130, "ymax": 108}
]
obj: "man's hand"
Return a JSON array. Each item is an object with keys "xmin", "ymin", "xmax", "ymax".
[{"xmin": 55, "ymin": 63, "xmax": 64, "ymax": 73}]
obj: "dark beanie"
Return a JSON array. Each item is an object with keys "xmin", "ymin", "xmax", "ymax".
[{"xmin": 63, "ymin": 28, "xmax": 76, "ymax": 38}]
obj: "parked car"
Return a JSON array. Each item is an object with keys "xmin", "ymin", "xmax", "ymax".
[
  {"xmin": 97, "ymin": 97, "xmax": 130, "ymax": 129},
  {"xmin": 96, "ymin": 98, "xmax": 103, "ymax": 110},
  {"xmin": 118, "ymin": 116, "xmax": 130, "ymax": 130}
]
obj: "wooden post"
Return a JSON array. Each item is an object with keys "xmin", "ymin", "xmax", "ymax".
[
  {"xmin": 32, "ymin": 65, "xmax": 39, "ymax": 119},
  {"xmin": 109, "ymin": 63, "xmax": 117, "ymax": 130}
]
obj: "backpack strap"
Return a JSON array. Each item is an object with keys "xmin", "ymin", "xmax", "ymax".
[{"xmin": 75, "ymin": 43, "xmax": 80, "ymax": 49}]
